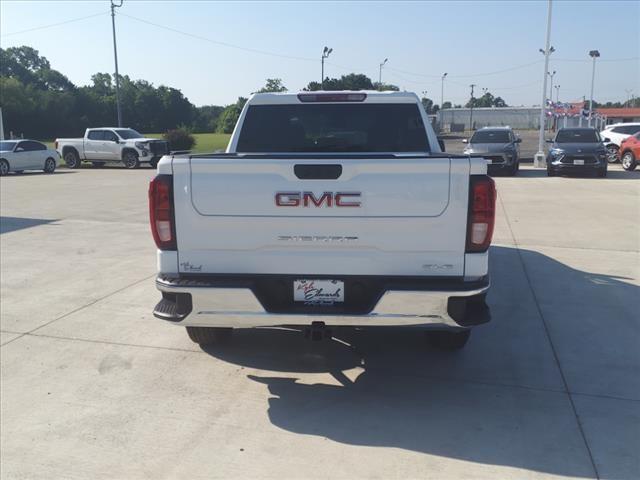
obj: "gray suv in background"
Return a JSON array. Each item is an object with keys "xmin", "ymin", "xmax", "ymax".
[{"xmin": 463, "ymin": 126, "xmax": 521, "ymax": 176}]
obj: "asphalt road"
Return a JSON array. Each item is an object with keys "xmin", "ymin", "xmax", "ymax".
[{"xmin": 1, "ymin": 165, "xmax": 639, "ymax": 479}]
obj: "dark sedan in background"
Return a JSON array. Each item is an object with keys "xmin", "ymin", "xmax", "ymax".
[{"xmin": 546, "ymin": 128, "xmax": 609, "ymax": 177}]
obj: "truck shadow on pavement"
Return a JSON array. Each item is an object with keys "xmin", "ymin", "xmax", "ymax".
[
  {"xmin": 0, "ymin": 216, "xmax": 57, "ymax": 234},
  {"xmin": 201, "ymin": 246, "xmax": 638, "ymax": 478}
]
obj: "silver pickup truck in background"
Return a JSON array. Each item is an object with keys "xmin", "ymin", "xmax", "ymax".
[{"xmin": 55, "ymin": 127, "xmax": 168, "ymax": 169}]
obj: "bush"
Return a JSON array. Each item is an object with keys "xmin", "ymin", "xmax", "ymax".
[{"xmin": 163, "ymin": 128, "xmax": 195, "ymax": 151}]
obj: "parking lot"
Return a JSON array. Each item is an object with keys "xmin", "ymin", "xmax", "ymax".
[{"xmin": 1, "ymin": 165, "xmax": 638, "ymax": 479}]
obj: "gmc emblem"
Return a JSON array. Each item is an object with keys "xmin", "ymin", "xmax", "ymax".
[{"xmin": 275, "ymin": 191, "xmax": 361, "ymax": 207}]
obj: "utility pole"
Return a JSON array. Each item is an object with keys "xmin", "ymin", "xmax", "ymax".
[
  {"xmin": 321, "ymin": 46, "xmax": 332, "ymax": 89},
  {"xmin": 110, "ymin": 0, "xmax": 123, "ymax": 127},
  {"xmin": 588, "ymin": 50, "xmax": 600, "ymax": 127},
  {"xmin": 624, "ymin": 89, "xmax": 633, "ymax": 107},
  {"xmin": 555, "ymin": 84, "xmax": 560, "ymax": 103},
  {"xmin": 469, "ymin": 84, "xmax": 476, "ymax": 131},
  {"xmin": 378, "ymin": 58, "xmax": 388, "ymax": 89},
  {"xmin": 534, "ymin": 0, "xmax": 554, "ymax": 168},
  {"xmin": 441, "ymin": 72, "xmax": 447, "ymax": 110}
]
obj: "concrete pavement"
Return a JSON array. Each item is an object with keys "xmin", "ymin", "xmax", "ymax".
[{"xmin": 1, "ymin": 165, "xmax": 638, "ymax": 479}]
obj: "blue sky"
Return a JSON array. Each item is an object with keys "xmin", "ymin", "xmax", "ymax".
[{"xmin": 1, "ymin": 1, "xmax": 638, "ymax": 107}]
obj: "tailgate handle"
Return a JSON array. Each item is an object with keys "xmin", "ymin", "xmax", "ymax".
[{"xmin": 294, "ymin": 164, "xmax": 342, "ymax": 180}]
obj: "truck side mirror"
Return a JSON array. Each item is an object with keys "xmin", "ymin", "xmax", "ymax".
[
  {"xmin": 437, "ymin": 138, "xmax": 446, "ymax": 152},
  {"xmin": 515, "ymin": 138, "xmax": 522, "ymax": 143}
]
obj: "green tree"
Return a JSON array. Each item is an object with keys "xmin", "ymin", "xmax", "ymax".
[
  {"xmin": 421, "ymin": 97, "xmax": 440, "ymax": 114},
  {"xmin": 216, "ymin": 97, "xmax": 247, "ymax": 134},
  {"xmin": 304, "ymin": 73, "xmax": 398, "ymax": 92},
  {"xmin": 255, "ymin": 78, "xmax": 287, "ymax": 93},
  {"xmin": 466, "ymin": 92, "xmax": 508, "ymax": 108}
]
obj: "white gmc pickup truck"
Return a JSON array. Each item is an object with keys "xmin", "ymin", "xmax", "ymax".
[
  {"xmin": 150, "ymin": 91, "xmax": 495, "ymax": 350},
  {"xmin": 56, "ymin": 128, "xmax": 168, "ymax": 169}
]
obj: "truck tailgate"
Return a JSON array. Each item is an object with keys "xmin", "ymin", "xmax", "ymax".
[{"xmin": 172, "ymin": 155, "xmax": 470, "ymax": 277}]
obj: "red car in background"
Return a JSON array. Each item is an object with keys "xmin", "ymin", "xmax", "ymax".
[{"xmin": 620, "ymin": 132, "xmax": 640, "ymax": 171}]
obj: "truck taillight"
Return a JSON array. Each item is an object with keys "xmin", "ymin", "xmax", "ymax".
[
  {"xmin": 149, "ymin": 174, "xmax": 176, "ymax": 250},
  {"xmin": 466, "ymin": 176, "xmax": 496, "ymax": 253}
]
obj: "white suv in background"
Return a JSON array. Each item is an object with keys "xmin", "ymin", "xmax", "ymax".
[{"xmin": 600, "ymin": 123, "xmax": 640, "ymax": 163}]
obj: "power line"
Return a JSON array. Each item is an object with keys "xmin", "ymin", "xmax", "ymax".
[
  {"xmin": 119, "ymin": 12, "xmax": 317, "ymax": 63},
  {"xmin": 387, "ymin": 59, "xmax": 543, "ymax": 79},
  {"xmin": 554, "ymin": 57, "xmax": 639, "ymax": 63},
  {"xmin": 0, "ymin": 11, "xmax": 108, "ymax": 37},
  {"xmin": 119, "ymin": 13, "xmax": 554, "ymax": 84}
]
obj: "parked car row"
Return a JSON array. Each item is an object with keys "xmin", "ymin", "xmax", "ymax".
[
  {"xmin": 2, "ymin": 120, "xmax": 639, "ymax": 177},
  {"xmin": 458, "ymin": 125, "xmax": 639, "ymax": 177}
]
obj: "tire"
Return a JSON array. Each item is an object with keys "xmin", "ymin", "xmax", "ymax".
[
  {"xmin": 621, "ymin": 151, "xmax": 637, "ymax": 171},
  {"xmin": 149, "ymin": 158, "xmax": 158, "ymax": 169},
  {"xmin": 597, "ymin": 167, "xmax": 607, "ymax": 178},
  {"xmin": 507, "ymin": 160, "xmax": 518, "ymax": 176},
  {"xmin": 0, "ymin": 159, "xmax": 9, "ymax": 176},
  {"xmin": 63, "ymin": 150, "xmax": 82, "ymax": 169},
  {"xmin": 123, "ymin": 151, "xmax": 139, "ymax": 169},
  {"xmin": 427, "ymin": 330, "xmax": 471, "ymax": 351},
  {"xmin": 92, "ymin": 162, "xmax": 105, "ymax": 168},
  {"xmin": 186, "ymin": 327, "xmax": 233, "ymax": 345},
  {"xmin": 44, "ymin": 157, "xmax": 56, "ymax": 173},
  {"xmin": 606, "ymin": 144, "xmax": 619, "ymax": 163}
]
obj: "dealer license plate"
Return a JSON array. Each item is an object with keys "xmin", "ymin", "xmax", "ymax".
[
  {"xmin": 294, "ymin": 279, "xmax": 344, "ymax": 304},
  {"xmin": 573, "ymin": 159, "xmax": 585, "ymax": 165}
]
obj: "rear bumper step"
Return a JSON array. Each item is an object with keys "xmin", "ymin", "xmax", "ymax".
[{"xmin": 153, "ymin": 274, "xmax": 490, "ymax": 329}]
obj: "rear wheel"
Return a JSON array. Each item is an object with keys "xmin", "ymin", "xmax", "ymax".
[
  {"xmin": 621, "ymin": 151, "xmax": 637, "ymax": 171},
  {"xmin": 507, "ymin": 160, "xmax": 518, "ymax": 176},
  {"xmin": 427, "ymin": 330, "xmax": 471, "ymax": 350},
  {"xmin": 44, "ymin": 157, "xmax": 56, "ymax": 173},
  {"xmin": 64, "ymin": 150, "xmax": 81, "ymax": 169},
  {"xmin": 186, "ymin": 327, "xmax": 233, "ymax": 345},
  {"xmin": 606, "ymin": 144, "xmax": 619, "ymax": 163},
  {"xmin": 0, "ymin": 159, "xmax": 9, "ymax": 176},
  {"xmin": 123, "ymin": 151, "xmax": 139, "ymax": 169},
  {"xmin": 597, "ymin": 166, "xmax": 607, "ymax": 178},
  {"xmin": 149, "ymin": 158, "xmax": 159, "ymax": 169}
]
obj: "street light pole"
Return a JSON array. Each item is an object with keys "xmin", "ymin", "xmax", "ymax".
[
  {"xmin": 555, "ymin": 84, "xmax": 560, "ymax": 103},
  {"xmin": 534, "ymin": 0, "xmax": 554, "ymax": 168},
  {"xmin": 378, "ymin": 58, "xmax": 388, "ymax": 89},
  {"xmin": 110, "ymin": 0, "xmax": 123, "ymax": 127},
  {"xmin": 469, "ymin": 84, "xmax": 476, "ymax": 131},
  {"xmin": 321, "ymin": 46, "xmax": 332, "ymax": 90},
  {"xmin": 588, "ymin": 50, "xmax": 600, "ymax": 127},
  {"xmin": 441, "ymin": 72, "xmax": 447, "ymax": 109},
  {"xmin": 547, "ymin": 70, "xmax": 556, "ymax": 103}
]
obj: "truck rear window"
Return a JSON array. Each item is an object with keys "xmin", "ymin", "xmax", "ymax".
[{"xmin": 236, "ymin": 104, "xmax": 429, "ymax": 153}]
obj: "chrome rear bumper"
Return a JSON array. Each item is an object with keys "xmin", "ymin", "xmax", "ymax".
[{"xmin": 154, "ymin": 275, "xmax": 490, "ymax": 330}]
